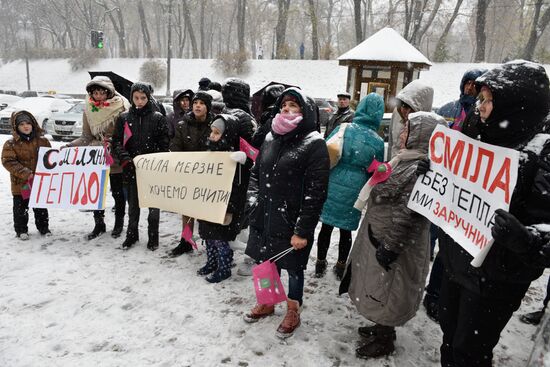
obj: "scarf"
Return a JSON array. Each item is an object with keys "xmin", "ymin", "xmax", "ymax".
[
  {"xmin": 272, "ymin": 112, "xmax": 303, "ymax": 135},
  {"xmin": 354, "ymin": 149, "xmax": 426, "ymax": 211},
  {"xmin": 85, "ymin": 94, "xmax": 127, "ymax": 138}
]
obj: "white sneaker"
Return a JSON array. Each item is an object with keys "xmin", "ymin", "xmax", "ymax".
[
  {"xmin": 18, "ymin": 233, "xmax": 29, "ymax": 241},
  {"xmin": 237, "ymin": 261, "xmax": 254, "ymax": 276}
]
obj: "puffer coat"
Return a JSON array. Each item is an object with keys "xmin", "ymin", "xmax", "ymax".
[
  {"xmin": 320, "ymin": 93, "xmax": 384, "ymax": 231},
  {"xmin": 245, "ymin": 88, "xmax": 330, "ymax": 270},
  {"xmin": 2, "ymin": 110, "xmax": 51, "ymax": 195},
  {"xmin": 344, "ymin": 112, "xmax": 447, "ymax": 326}
]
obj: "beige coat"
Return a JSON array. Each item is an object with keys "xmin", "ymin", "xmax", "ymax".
[
  {"xmin": 69, "ymin": 76, "xmax": 130, "ymax": 174},
  {"xmin": 347, "ymin": 111, "xmax": 446, "ymax": 326}
]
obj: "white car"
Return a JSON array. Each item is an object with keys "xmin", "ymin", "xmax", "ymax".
[
  {"xmin": 0, "ymin": 97, "xmax": 72, "ymax": 135},
  {"xmin": 0, "ymin": 93, "xmax": 23, "ymax": 111}
]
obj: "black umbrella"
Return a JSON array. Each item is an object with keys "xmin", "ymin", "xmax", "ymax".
[{"xmin": 88, "ymin": 71, "xmax": 134, "ymax": 101}]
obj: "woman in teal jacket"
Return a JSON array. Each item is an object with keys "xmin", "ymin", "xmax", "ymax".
[{"xmin": 315, "ymin": 93, "xmax": 385, "ymax": 279}]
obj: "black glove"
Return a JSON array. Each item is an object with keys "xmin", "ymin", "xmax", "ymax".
[
  {"xmin": 534, "ymin": 160, "xmax": 550, "ymax": 195},
  {"xmin": 122, "ymin": 160, "xmax": 135, "ymax": 183},
  {"xmin": 491, "ymin": 209, "xmax": 532, "ymax": 253},
  {"xmin": 375, "ymin": 244, "xmax": 399, "ymax": 271},
  {"xmin": 416, "ymin": 159, "xmax": 430, "ymax": 176}
]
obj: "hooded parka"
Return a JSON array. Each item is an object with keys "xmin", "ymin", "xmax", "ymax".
[
  {"xmin": 320, "ymin": 93, "xmax": 385, "ymax": 231},
  {"xmin": 345, "ymin": 112, "xmax": 447, "ymax": 326},
  {"xmin": 2, "ymin": 110, "xmax": 51, "ymax": 195},
  {"xmin": 245, "ymin": 88, "xmax": 330, "ymax": 270}
]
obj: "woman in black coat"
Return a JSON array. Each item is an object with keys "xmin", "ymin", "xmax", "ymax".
[
  {"xmin": 437, "ymin": 60, "xmax": 550, "ymax": 367},
  {"xmin": 243, "ymin": 87, "xmax": 330, "ymax": 339}
]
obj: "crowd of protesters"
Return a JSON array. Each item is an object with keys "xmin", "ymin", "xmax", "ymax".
[{"xmin": 3, "ymin": 60, "xmax": 550, "ymax": 365}]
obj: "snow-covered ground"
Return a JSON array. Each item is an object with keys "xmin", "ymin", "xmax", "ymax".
[
  {"xmin": 1, "ymin": 58, "xmax": 549, "ymax": 107},
  {"xmin": 0, "ymin": 134, "xmax": 548, "ymax": 367}
]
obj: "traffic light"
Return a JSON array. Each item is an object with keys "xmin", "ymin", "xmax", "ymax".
[
  {"xmin": 97, "ymin": 31, "xmax": 104, "ymax": 49},
  {"xmin": 90, "ymin": 30, "xmax": 104, "ymax": 49}
]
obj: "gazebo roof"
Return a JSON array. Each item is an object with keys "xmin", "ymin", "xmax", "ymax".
[{"xmin": 338, "ymin": 27, "xmax": 432, "ymax": 66}]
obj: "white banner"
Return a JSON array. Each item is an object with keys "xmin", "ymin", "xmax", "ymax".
[
  {"xmin": 135, "ymin": 151, "xmax": 237, "ymax": 225},
  {"xmin": 29, "ymin": 147, "xmax": 110, "ymax": 210},
  {"xmin": 407, "ymin": 125, "xmax": 519, "ymax": 266}
]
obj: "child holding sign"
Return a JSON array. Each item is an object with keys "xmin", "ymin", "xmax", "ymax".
[
  {"xmin": 197, "ymin": 115, "xmax": 248, "ymax": 283},
  {"xmin": 2, "ymin": 111, "xmax": 52, "ymax": 240}
]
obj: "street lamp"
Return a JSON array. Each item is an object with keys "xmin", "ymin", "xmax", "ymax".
[{"xmin": 18, "ymin": 20, "xmax": 32, "ymax": 91}]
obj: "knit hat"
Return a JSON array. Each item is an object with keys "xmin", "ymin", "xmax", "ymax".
[
  {"xmin": 199, "ymin": 77, "xmax": 211, "ymax": 90},
  {"xmin": 15, "ymin": 112, "xmax": 33, "ymax": 126},
  {"xmin": 192, "ymin": 91, "xmax": 213, "ymax": 112},
  {"xmin": 211, "ymin": 118, "xmax": 225, "ymax": 135},
  {"xmin": 281, "ymin": 94, "xmax": 299, "ymax": 106}
]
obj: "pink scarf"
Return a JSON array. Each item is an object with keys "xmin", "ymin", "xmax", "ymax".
[{"xmin": 272, "ymin": 112, "xmax": 303, "ymax": 135}]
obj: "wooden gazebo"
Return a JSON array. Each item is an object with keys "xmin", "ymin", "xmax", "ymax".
[{"xmin": 338, "ymin": 28, "xmax": 432, "ymax": 112}]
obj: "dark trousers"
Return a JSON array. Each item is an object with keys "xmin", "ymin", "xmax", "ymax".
[
  {"xmin": 13, "ymin": 195, "xmax": 49, "ymax": 235},
  {"xmin": 276, "ymin": 266, "xmax": 305, "ymax": 305},
  {"xmin": 92, "ymin": 172, "xmax": 126, "ymax": 222},
  {"xmin": 125, "ymin": 178, "xmax": 159, "ymax": 240},
  {"xmin": 316, "ymin": 223, "xmax": 352, "ymax": 263},
  {"xmin": 439, "ymin": 273, "xmax": 522, "ymax": 367},
  {"xmin": 426, "ymin": 253, "xmax": 444, "ymax": 298}
]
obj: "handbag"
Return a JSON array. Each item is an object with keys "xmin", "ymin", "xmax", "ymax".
[
  {"xmin": 252, "ymin": 247, "xmax": 293, "ymax": 306},
  {"xmin": 326, "ymin": 123, "xmax": 348, "ymax": 169}
]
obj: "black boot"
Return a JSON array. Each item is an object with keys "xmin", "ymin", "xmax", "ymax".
[
  {"xmin": 111, "ymin": 215, "xmax": 124, "ymax": 238},
  {"xmin": 314, "ymin": 259, "xmax": 328, "ymax": 278},
  {"xmin": 147, "ymin": 231, "xmax": 159, "ymax": 251},
  {"xmin": 197, "ymin": 243, "xmax": 218, "ymax": 275},
  {"xmin": 122, "ymin": 234, "xmax": 138, "ymax": 250},
  {"xmin": 358, "ymin": 323, "xmax": 397, "ymax": 340},
  {"xmin": 168, "ymin": 238, "xmax": 194, "ymax": 257},
  {"xmin": 423, "ymin": 293, "xmax": 440, "ymax": 323},
  {"xmin": 333, "ymin": 260, "xmax": 346, "ymax": 280},
  {"xmin": 356, "ymin": 325, "xmax": 396, "ymax": 359},
  {"xmin": 520, "ymin": 309, "xmax": 545, "ymax": 325},
  {"xmin": 87, "ymin": 213, "xmax": 106, "ymax": 240}
]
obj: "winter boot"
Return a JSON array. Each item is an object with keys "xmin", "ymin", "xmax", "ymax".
[
  {"xmin": 314, "ymin": 259, "xmax": 328, "ymax": 278},
  {"xmin": 356, "ymin": 325, "xmax": 396, "ymax": 359},
  {"xmin": 168, "ymin": 238, "xmax": 194, "ymax": 257},
  {"xmin": 276, "ymin": 299, "xmax": 301, "ymax": 339},
  {"xmin": 111, "ymin": 215, "xmax": 124, "ymax": 238},
  {"xmin": 333, "ymin": 260, "xmax": 346, "ymax": 280},
  {"xmin": 87, "ymin": 215, "xmax": 106, "ymax": 240},
  {"xmin": 147, "ymin": 231, "xmax": 159, "ymax": 251},
  {"xmin": 243, "ymin": 304, "xmax": 275, "ymax": 323},
  {"xmin": 121, "ymin": 235, "xmax": 139, "ymax": 250},
  {"xmin": 17, "ymin": 232, "xmax": 30, "ymax": 241},
  {"xmin": 520, "ymin": 310, "xmax": 546, "ymax": 325},
  {"xmin": 358, "ymin": 323, "xmax": 397, "ymax": 341},
  {"xmin": 206, "ymin": 243, "xmax": 233, "ymax": 283},
  {"xmin": 197, "ymin": 243, "xmax": 219, "ymax": 276},
  {"xmin": 39, "ymin": 228, "xmax": 52, "ymax": 237},
  {"xmin": 423, "ymin": 293, "xmax": 440, "ymax": 323}
]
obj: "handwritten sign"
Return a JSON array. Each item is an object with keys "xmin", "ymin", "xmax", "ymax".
[
  {"xmin": 134, "ymin": 151, "xmax": 237, "ymax": 224},
  {"xmin": 407, "ymin": 125, "xmax": 519, "ymax": 266},
  {"xmin": 29, "ymin": 147, "xmax": 110, "ymax": 210}
]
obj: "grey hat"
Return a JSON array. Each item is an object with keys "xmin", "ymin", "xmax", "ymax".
[
  {"xmin": 337, "ymin": 92, "xmax": 351, "ymax": 99},
  {"xmin": 211, "ymin": 118, "xmax": 225, "ymax": 135}
]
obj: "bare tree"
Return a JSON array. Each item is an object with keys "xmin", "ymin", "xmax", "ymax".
[
  {"xmin": 306, "ymin": 0, "xmax": 319, "ymax": 59},
  {"xmin": 137, "ymin": 0, "xmax": 153, "ymax": 58},
  {"xmin": 181, "ymin": 0, "xmax": 198, "ymax": 58},
  {"xmin": 433, "ymin": 0, "xmax": 464, "ymax": 61},
  {"xmin": 237, "ymin": 0, "xmax": 247, "ymax": 55},
  {"xmin": 96, "ymin": 0, "xmax": 127, "ymax": 57},
  {"xmin": 414, "ymin": 0, "xmax": 442, "ymax": 46},
  {"xmin": 522, "ymin": 0, "xmax": 550, "ymax": 60},
  {"xmin": 353, "ymin": 0, "xmax": 362, "ymax": 44},
  {"xmin": 474, "ymin": 0, "xmax": 491, "ymax": 62},
  {"xmin": 200, "ymin": 0, "xmax": 206, "ymax": 58},
  {"xmin": 323, "ymin": 0, "xmax": 337, "ymax": 59},
  {"xmin": 275, "ymin": 0, "xmax": 291, "ymax": 58}
]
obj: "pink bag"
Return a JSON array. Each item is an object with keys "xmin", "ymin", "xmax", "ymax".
[{"xmin": 252, "ymin": 247, "xmax": 293, "ymax": 306}]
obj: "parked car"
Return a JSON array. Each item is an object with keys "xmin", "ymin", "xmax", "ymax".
[
  {"xmin": 44, "ymin": 101, "xmax": 85, "ymax": 141},
  {"xmin": 314, "ymin": 98, "xmax": 334, "ymax": 127},
  {"xmin": 0, "ymin": 97, "xmax": 72, "ymax": 135},
  {"xmin": 0, "ymin": 93, "xmax": 22, "ymax": 111}
]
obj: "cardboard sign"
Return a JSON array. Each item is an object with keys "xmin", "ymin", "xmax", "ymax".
[
  {"xmin": 29, "ymin": 147, "xmax": 110, "ymax": 210},
  {"xmin": 134, "ymin": 151, "xmax": 237, "ymax": 225},
  {"xmin": 407, "ymin": 125, "xmax": 519, "ymax": 266}
]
